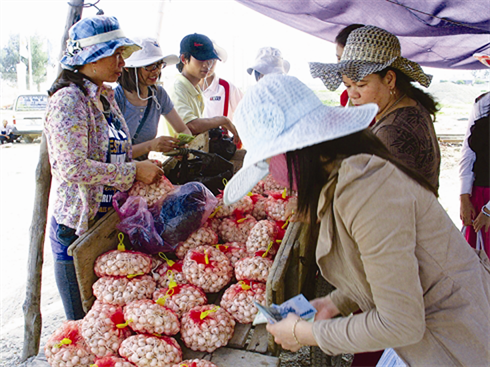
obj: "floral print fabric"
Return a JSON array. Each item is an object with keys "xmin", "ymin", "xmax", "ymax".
[{"xmin": 45, "ymin": 79, "xmax": 136, "ymax": 235}]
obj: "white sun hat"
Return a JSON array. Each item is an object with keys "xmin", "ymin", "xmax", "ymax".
[
  {"xmin": 247, "ymin": 47, "xmax": 290, "ymax": 75},
  {"xmin": 124, "ymin": 38, "xmax": 179, "ymax": 68},
  {"xmin": 212, "ymin": 40, "xmax": 228, "ymax": 63},
  {"xmin": 223, "ymin": 74, "xmax": 378, "ymax": 205}
]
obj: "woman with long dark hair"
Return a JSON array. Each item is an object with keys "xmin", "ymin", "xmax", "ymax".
[{"xmin": 223, "ymin": 74, "xmax": 490, "ymax": 365}]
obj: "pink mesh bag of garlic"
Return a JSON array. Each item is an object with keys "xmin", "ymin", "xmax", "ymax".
[
  {"xmin": 213, "ymin": 194, "xmax": 253, "ymax": 219},
  {"xmin": 262, "ymin": 174, "xmax": 285, "ymax": 192},
  {"xmin": 171, "ymin": 360, "xmax": 218, "ymax": 367},
  {"xmin": 123, "ymin": 299, "xmax": 180, "ymax": 336},
  {"xmin": 183, "ymin": 245, "xmax": 233, "ymax": 293},
  {"xmin": 128, "ymin": 174, "xmax": 174, "ymax": 207},
  {"xmin": 220, "ymin": 280, "xmax": 266, "ymax": 324},
  {"xmin": 93, "ymin": 356, "xmax": 137, "ymax": 367},
  {"xmin": 44, "ymin": 320, "xmax": 96, "ymax": 367},
  {"xmin": 153, "ymin": 255, "xmax": 187, "ymax": 288},
  {"xmin": 246, "ymin": 220, "xmax": 284, "ymax": 256},
  {"xmin": 154, "ymin": 283, "xmax": 207, "ymax": 318},
  {"xmin": 214, "ymin": 243, "xmax": 247, "ymax": 266},
  {"xmin": 264, "ymin": 190, "xmax": 298, "ymax": 222},
  {"xmin": 81, "ymin": 301, "xmax": 132, "ymax": 358},
  {"xmin": 249, "ymin": 193, "xmax": 268, "ymax": 220},
  {"xmin": 119, "ymin": 334, "xmax": 182, "ymax": 367},
  {"xmin": 175, "ymin": 226, "xmax": 218, "ymax": 259},
  {"xmin": 234, "ymin": 255, "xmax": 274, "ymax": 283},
  {"xmin": 218, "ymin": 213, "xmax": 257, "ymax": 243},
  {"xmin": 93, "ymin": 275, "xmax": 156, "ymax": 306},
  {"xmin": 94, "ymin": 250, "xmax": 152, "ymax": 277},
  {"xmin": 180, "ymin": 305, "xmax": 235, "ymax": 353}
]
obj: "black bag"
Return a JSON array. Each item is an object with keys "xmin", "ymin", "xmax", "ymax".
[
  {"xmin": 166, "ymin": 148, "xmax": 234, "ymax": 195},
  {"xmin": 208, "ymin": 128, "xmax": 237, "ymax": 161}
]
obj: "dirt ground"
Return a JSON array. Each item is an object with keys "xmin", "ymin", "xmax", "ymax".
[{"xmin": 0, "ymin": 99, "xmax": 471, "ymax": 366}]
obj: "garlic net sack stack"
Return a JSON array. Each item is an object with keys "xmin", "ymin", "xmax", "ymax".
[
  {"xmin": 250, "ymin": 193, "xmax": 267, "ymax": 220},
  {"xmin": 153, "ymin": 283, "xmax": 207, "ymax": 318},
  {"xmin": 172, "ymin": 360, "xmax": 218, "ymax": 367},
  {"xmin": 154, "ymin": 256, "xmax": 187, "ymax": 288},
  {"xmin": 220, "ymin": 280, "xmax": 266, "ymax": 324},
  {"xmin": 175, "ymin": 227, "xmax": 218, "ymax": 259},
  {"xmin": 81, "ymin": 301, "xmax": 132, "ymax": 357},
  {"xmin": 93, "ymin": 356, "xmax": 137, "ymax": 367},
  {"xmin": 119, "ymin": 334, "xmax": 182, "ymax": 367},
  {"xmin": 218, "ymin": 213, "xmax": 257, "ymax": 243},
  {"xmin": 183, "ymin": 245, "xmax": 233, "ymax": 293},
  {"xmin": 214, "ymin": 243, "xmax": 247, "ymax": 266},
  {"xmin": 123, "ymin": 299, "xmax": 180, "ymax": 336},
  {"xmin": 180, "ymin": 305, "xmax": 235, "ymax": 353},
  {"xmin": 44, "ymin": 320, "xmax": 95, "ymax": 367},
  {"xmin": 128, "ymin": 174, "xmax": 174, "ymax": 207},
  {"xmin": 246, "ymin": 220, "xmax": 283, "ymax": 256},
  {"xmin": 92, "ymin": 275, "xmax": 156, "ymax": 306},
  {"xmin": 234, "ymin": 255, "xmax": 274, "ymax": 283},
  {"xmin": 94, "ymin": 250, "xmax": 152, "ymax": 277},
  {"xmin": 213, "ymin": 195, "xmax": 253, "ymax": 218}
]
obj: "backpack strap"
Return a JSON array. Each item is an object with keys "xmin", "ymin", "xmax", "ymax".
[{"xmin": 218, "ymin": 78, "xmax": 230, "ymax": 117}]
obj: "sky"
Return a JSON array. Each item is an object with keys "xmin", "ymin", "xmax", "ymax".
[{"xmin": 0, "ymin": 0, "xmax": 475, "ymax": 97}]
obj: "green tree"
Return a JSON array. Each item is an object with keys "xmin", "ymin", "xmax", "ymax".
[{"xmin": 0, "ymin": 34, "xmax": 48, "ymax": 90}]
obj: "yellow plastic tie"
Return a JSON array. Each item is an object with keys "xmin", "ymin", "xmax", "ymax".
[
  {"xmin": 204, "ymin": 250, "xmax": 209, "ymax": 265},
  {"xmin": 214, "ymin": 244, "xmax": 228, "ymax": 251},
  {"xmin": 116, "ymin": 318, "xmax": 132, "ymax": 329},
  {"xmin": 90, "ymin": 364, "xmax": 98, "ymax": 367},
  {"xmin": 180, "ymin": 364, "xmax": 189, "ymax": 367},
  {"xmin": 236, "ymin": 217, "xmax": 246, "ymax": 223},
  {"xmin": 127, "ymin": 272, "xmax": 144, "ymax": 279},
  {"xmin": 247, "ymin": 192, "xmax": 253, "ymax": 196},
  {"xmin": 209, "ymin": 206, "xmax": 221, "ymax": 219},
  {"xmin": 117, "ymin": 232, "xmax": 126, "ymax": 251},
  {"xmin": 153, "ymin": 333, "xmax": 162, "ymax": 337},
  {"xmin": 159, "ymin": 252, "xmax": 175, "ymax": 267},
  {"xmin": 276, "ymin": 239, "xmax": 282, "ymax": 244},
  {"xmin": 263, "ymin": 241, "xmax": 274, "ymax": 258},
  {"xmin": 282, "ymin": 215, "xmax": 291, "ymax": 229},
  {"xmin": 54, "ymin": 338, "xmax": 72, "ymax": 348},
  {"xmin": 222, "ymin": 178, "xmax": 228, "ymax": 187},
  {"xmin": 282, "ymin": 188, "xmax": 287, "ymax": 199},
  {"xmin": 239, "ymin": 280, "xmax": 251, "ymax": 290},
  {"xmin": 156, "ymin": 297, "xmax": 167, "ymax": 306},
  {"xmin": 200, "ymin": 306, "xmax": 220, "ymax": 320},
  {"xmin": 166, "ymin": 271, "xmax": 177, "ymax": 291}
]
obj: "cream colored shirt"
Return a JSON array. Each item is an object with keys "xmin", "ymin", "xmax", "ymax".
[{"xmin": 170, "ymin": 74, "xmax": 204, "ymax": 135}]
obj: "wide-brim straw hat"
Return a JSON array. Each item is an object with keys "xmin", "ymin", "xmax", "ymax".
[
  {"xmin": 247, "ymin": 47, "xmax": 290, "ymax": 75},
  {"xmin": 60, "ymin": 15, "xmax": 141, "ymax": 68},
  {"xmin": 124, "ymin": 38, "xmax": 179, "ymax": 68},
  {"xmin": 223, "ymin": 74, "xmax": 378, "ymax": 205},
  {"xmin": 309, "ymin": 25, "xmax": 432, "ymax": 91}
]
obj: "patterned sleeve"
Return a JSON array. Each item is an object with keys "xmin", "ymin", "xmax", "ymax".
[{"xmin": 45, "ymin": 88, "xmax": 136, "ymax": 191}]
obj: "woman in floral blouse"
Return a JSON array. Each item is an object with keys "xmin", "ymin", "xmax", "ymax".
[{"xmin": 45, "ymin": 15, "xmax": 163, "ymax": 320}]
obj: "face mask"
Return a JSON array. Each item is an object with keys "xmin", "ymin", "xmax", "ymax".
[{"xmin": 269, "ymin": 154, "xmax": 298, "ymax": 191}]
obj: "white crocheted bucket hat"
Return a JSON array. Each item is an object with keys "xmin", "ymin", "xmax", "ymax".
[
  {"xmin": 309, "ymin": 25, "xmax": 432, "ymax": 91},
  {"xmin": 223, "ymin": 74, "xmax": 378, "ymax": 205},
  {"xmin": 124, "ymin": 38, "xmax": 179, "ymax": 67},
  {"xmin": 247, "ymin": 47, "xmax": 290, "ymax": 75}
]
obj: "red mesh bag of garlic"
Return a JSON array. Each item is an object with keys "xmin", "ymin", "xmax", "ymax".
[
  {"xmin": 81, "ymin": 301, "xmax": 132, "ymax": 357},
  {"xmin": 203, "ymin": 216, "xmax": 221, "ymax": 233},
  {"xmin": 175, "ymin": 227, "xmax": 218, "ymax": 259},
  {"xmin": 251, "ymin": 180, "xmax": 265, "ymax": 195},
  {"xmin": 234, "ymin": 255, "xmax": 274, "ymax": 283},
  {"xmin": 119, "ymin": 334, "xmax": 182, "ymax": 367},
  {"xmin": 218, "ymin": 212, "xmax": 257, "ymax": 243},
  {"xmin": 213, "ymin": 194, "xmax": 253, "ymax": 219},
  {"xmin": 44, "ymin": 320, "xmax": 95, "ymax": 367},
  {"xmin": 250, "ymin": 193, "xmax": 267, "ymax": 220},
  {"xmin": 153, "ymin": 255, "xmax": 187, "ymax": 288},
  {"xmin": 94, "ymin": 250, "xmax": 152, "ymax": 277},
  {"xmin": 123, "ymin": 299, "xmax": 180, "ymax": 336},
  {"xmin": 214, "ymin": 243, "xmax": 247, "ymax": 266},
  {"xmin": 220, "ymin": 280, "xmax": 266, "ymax": 324},
  {"xmin": 264, "ymin": 190, "xmax": 298, "ymax": 222},
  {"xmin": 262, "ymin": 174, "xmax": 285, "ymax": 192},
  {"xmin": 93, "ymin": 275, "xmax": 156, "ymax": 306},
  {"xmin": 246, "ymin": 220, "xmax": 285, "ymax": 256},
  {"xmin": 183, "ymin": 245, "xmax": 233, "ymax": 293},
  {"xmin": 153, "ymin": 283, "xmax": 207, "ymax": 318},
  {"xmin": 93, "ymin": 356, "xmax": 137, "ymax": 367},
  {"xmin": 171, "ymin": 360, "xmax": 218, "ymax": 367},
  {"xmin": 180, "ymin": 305, "xmax": 235, "ymax": 353},
  {"xmin": 128, "ymin": 174, "xmax": 174, "ymax": 207}
]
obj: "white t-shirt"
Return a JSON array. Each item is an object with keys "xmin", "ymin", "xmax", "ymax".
[{"xmin": 202, "ymin": 75, "xmax": 243, "ymax": 121}]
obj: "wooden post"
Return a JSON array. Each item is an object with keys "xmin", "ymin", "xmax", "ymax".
[{"xmin": 21, "ymin": 0, "xmax": 84, "ymax": 360}]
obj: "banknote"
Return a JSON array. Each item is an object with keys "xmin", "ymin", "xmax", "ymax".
[{"xmin": 253, "ymin": 294, "xmax": 317, "ymax": 325}]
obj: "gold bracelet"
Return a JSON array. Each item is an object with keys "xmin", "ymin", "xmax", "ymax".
[{"xmin": 292, "ymin": 317, "xmax": 303, "ymax": 346}]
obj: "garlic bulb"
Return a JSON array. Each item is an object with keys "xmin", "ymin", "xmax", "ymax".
[{"xmin": 220, "ymin": 281, "xmax": 266, "ymax": 324}]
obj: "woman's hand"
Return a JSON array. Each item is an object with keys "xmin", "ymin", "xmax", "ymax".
[
  {"xmin": 473, "ymin": 209, "xmax": 490, "ymax": 233},
  {"xmin": 135, "ymin": 160, "xmax": 164, "ymax": 184},
  {"xmin": 311, "ymin": 295, "xmax": 340, "ymax": 321},
  {"xmin": 266, "ymin": 313, "xmax": 304, "ymax": 352},
  {"xmin": 150, "ymin": 136, "xmax": 179, "ymax": 153},
  {"xmin": 460, "ymin": 194, "xmax": 476, "ymax": 226}
]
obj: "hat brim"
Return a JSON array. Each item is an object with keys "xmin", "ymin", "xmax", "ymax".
[
  {"xmin": 125, "ymin": 54, "xmax": 180, "ymax": 68},
  {"xmin": 223, "ymin": 102, "xmax": 378, "ymax": 205},
  {"xmin": 192, "ymin": 50, "xmax": 220, "ymax": 61},
  {"xmin": 247, "ymin": 61, "xmax": 290, "ymax": 76},
  {"xmin": 61, "ymin": 38, "xmax": 141, "ymax": 66}
]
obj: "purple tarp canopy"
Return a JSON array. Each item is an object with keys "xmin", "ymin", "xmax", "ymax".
[{"xmin": 235, "ymin": 0, "xmax": 490, "ymax": 70}]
